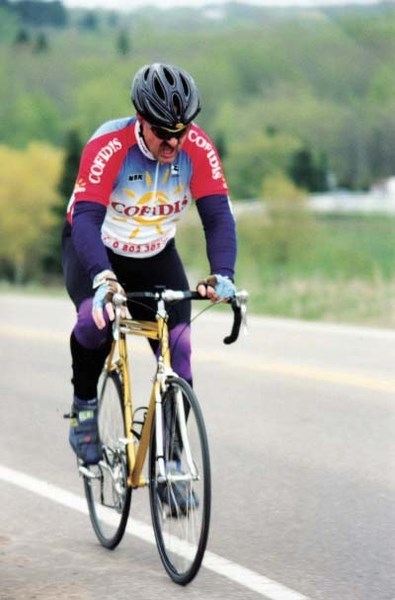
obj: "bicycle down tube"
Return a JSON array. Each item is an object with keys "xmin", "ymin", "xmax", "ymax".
[{"xmin": 108, "ymin": 316, "xmax": 159, "ymax": 489}]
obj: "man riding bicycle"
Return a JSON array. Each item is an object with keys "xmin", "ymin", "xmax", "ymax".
[{"xmin": 62, "ymin": 62, "xmax": 237, "ymax": 465}]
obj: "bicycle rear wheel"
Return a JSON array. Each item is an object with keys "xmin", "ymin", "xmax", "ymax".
[
  {"xmin": 83, "ymin": 369, "xmax": 132, "ymax": 549},
  {"xmin": 149, "ymin": 376, "xmax": 211, "ymax": 585}
]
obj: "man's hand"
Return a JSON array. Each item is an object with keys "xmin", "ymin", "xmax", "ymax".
[
  {"xmin": 92, "ymin": 270, "xmax": 125, "ymax": 329},
  {"xmin": 197, "ymin": 274, "xmax": 236, "ymax": 302}
]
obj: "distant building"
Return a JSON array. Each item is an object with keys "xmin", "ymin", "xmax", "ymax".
[{"xmin": 371, "ymin": 177, "xmax": 395, "ymax": 197}]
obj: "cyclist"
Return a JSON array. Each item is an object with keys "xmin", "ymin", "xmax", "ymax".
[{"xmin": 62, "ymin": 62, "xmax": 237, "ymax": 465}]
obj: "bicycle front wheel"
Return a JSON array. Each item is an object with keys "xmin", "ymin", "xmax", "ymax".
[
  {"xmin": 83, "ymin": 369, "xmax": 132, "ymax": 549},
  {"xmin": 149, "ymin": 376, "xmax": 211, "ymax": 585}
]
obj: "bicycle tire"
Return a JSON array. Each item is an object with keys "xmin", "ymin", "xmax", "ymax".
[
  {"xmin": 83, "ymin": 369, "xmax": 132, "ymax": 549},
  {"xmin": 149, "ymin": 376, "xmax": 211, "ymax": 585}
]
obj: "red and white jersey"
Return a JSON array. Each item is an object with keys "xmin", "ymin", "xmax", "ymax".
[{"xmin": 67, "ymin": 117, "xmax": 228, "ymax": 258}]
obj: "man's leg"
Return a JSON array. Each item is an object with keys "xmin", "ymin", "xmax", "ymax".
[
  {"xmin": 71, "ymin": 298, "xmax": 112, "ymax": 399},
  {"xmin": 68, "ymin": 298, "xmax": 113, "ymax": 464},
  {"xmin": 62, "ymin": 227, "xmax": 111, "ymax": 464},
  {"xmin": 169, "ymin": 323, "xmax": 192, "ymax": 386}
]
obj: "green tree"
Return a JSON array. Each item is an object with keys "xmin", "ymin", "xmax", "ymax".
[
  {"xmin": 14, "ymin": 27, "xmax": 30, "ymax": 45},
  {"xmin": 79, "ymin": 11, "xmax": 99, "ymax": 31},
  {"xmin": 0, "ymin": 7, "xmax": 19, "ymax": 43},
  {"xmin": 260, "ymin": 173, "xmax": 316, "ymax": 267},
  {"xmin": 44, "ymin": 129, "xmax": 83, "ymax": 274},
  {"xmin": 57, "ymin": 129, "xmax": 83, "ymax": 199},
  {"xmin": 214, "ymin": 131, "xmax": 227, "ymax": 161},
  {"xmin": 107, "ymin": 12, "xmax": 119, "ymax": 28},
  {"xmin": 116, "ymin": 30, "xmax": 131, "ymax": 56},
  {"xmin": 0, "ymin": 143, "xmax": 63, "ymax": 283},
  {"xmin": 288, "ymin": 147, "xmax": 328, "ymax": 193},
  {"xmin": 4, "ymin": 90, "xmax": 62, "ymax": 146},
  {"xmin": 34, "ymin": 31, "xmax": 49, "ymax": 53},
  {"xmin": 72, "ymin": 79, "xmax": 129, "ymax": 140},
  {"xmin": 14, "ymin": 0, "xmax": 67, "ymax": 27},
  {"xmin": 224, "ymin": 128, "xmax": 302, "ymax": 199}
]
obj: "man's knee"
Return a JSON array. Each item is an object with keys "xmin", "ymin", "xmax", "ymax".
[{"xmin": 73, "ymin": 298, "xmax": 111, "ymax": 349}]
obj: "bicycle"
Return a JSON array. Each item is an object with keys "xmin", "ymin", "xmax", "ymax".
[{"xmin": 76, "ymin": 286, "xmax": 248, "ymax": 585}]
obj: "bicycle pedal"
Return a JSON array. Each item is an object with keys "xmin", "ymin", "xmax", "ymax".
[
  {"xmin": 63, "ymin": 411, "xmax": 75, "ymax": 419},
  {"xmin": 78, "ymin": 464, "xmax": 97, "ymax": 479}
]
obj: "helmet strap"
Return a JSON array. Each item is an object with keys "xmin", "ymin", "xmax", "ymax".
[{"xmin": 135, "ymin": 120, "xmax": 155, "ymax": 161}]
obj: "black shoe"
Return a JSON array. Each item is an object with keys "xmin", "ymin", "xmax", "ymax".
[
  {"xmin": 69, "ymin": 397, "xmax": 102, "ymax": 465},
  {"xmin": 157, "ymin": 462, "xmax": 199, "ymax": 516}
]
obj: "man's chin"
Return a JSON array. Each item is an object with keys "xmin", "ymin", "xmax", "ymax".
[{"xmin": 159, "ymin": 152, "xmax": 177, "ymax": 164}]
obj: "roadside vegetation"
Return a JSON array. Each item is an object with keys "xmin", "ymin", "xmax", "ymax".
[
  {"xmin": 178, "ymin": 182, "xmax": 395, "ymax": 328},
  {"xmin": 1, "ymin": 0, "xmax": 394, "ymax": 327}
]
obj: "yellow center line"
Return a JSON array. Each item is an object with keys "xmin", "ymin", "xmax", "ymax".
[
  {"xmin": 1, "ymin": 325, "xmax": 394, "ymax": 394},
  {"xmin": 197, "ymin": 350, "xmax": 395, "ymax": 394}
]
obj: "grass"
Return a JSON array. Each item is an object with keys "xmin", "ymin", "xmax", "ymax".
[
  {"xmin": 1, "ymin": 211, "xmax": 394, "ymax": 329},
  {"xmin": 177, "ymin": 210, "xmax": 395, "ymax": 329}
]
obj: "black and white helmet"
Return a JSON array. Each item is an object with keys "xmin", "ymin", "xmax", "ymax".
[{"xmin": 131, "ymin": 63, "xmax": 201, "ymax": 132}]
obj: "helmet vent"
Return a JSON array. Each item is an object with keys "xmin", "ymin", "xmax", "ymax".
[
  {"xmin": 143, "ymin": 67, "xmax": 150, "ymax": 82},
  {"xmin": 153, "ymin": 76, "xmax": 166, "ymax": 101},
  {"xmin": 163, "ymin": 66, "xmax": 176, "ymax": 87},
  {"xmin": 173, "ymin": 93, "xmax": 181, "ymax": 118},
  {"xmin": 180, "ymin": 73, "xmax": 190, "ymax": 98}
]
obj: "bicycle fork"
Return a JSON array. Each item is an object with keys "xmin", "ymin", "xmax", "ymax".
[{"xmin": 155, "ymin": 375, "xmax": 198, "ymax": 483}]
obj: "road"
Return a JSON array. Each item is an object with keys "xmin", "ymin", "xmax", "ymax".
[{"xmin": 0, "ymin": 293, "xmax": 394, "ymax": 600}]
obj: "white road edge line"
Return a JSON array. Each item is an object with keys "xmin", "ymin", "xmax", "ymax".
[{"xmin": 0, "ymin": 464, "xmax": 311, "ymax": 600}]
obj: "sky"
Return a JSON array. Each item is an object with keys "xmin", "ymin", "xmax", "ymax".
[{"xmin": 62, "ymin": 0, "xmax": 384, "ymax": 11}]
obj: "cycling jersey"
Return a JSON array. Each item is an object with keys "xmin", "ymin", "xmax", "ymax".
[
  {"xmin": 67, "ymin": 117, "xmax": 230, "ymax": 260},
  {"xmin": 63, "ymin": 113, "xmax": 237, "ymax": 397}
]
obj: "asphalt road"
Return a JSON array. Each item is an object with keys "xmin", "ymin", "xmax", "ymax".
[{"xmin": 0, "ymin": 293, "xmax": 394, "ymax": 600}]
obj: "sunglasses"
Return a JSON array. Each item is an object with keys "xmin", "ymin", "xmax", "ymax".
[{"xmin": 149, "ymin": 123, "xmax": 188, "ymax": 141}]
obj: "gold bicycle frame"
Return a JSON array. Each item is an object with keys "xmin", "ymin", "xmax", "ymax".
[{"xmin": 104, "ymin": 303, "xmax": 172, "ymax": 489}]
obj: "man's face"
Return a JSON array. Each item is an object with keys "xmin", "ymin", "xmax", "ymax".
[{"xmin": 138, "ymin": 116, "xmax": 190, "ymax": 164}]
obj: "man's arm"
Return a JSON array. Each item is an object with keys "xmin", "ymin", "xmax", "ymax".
[
  {"xmin": 71, "ymin": 201, "xmax": 113, "ymax": 281},
  {"xmin": 196, "ymin": 194, "xmax": 237, "ymax": 280}
]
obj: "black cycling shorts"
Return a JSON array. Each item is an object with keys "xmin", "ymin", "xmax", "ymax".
[{"xmin": 61, "ymin": 222, "xmax": 191, "ymax": 328}]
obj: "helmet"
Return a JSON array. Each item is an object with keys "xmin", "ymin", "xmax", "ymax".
[{"xmin": 131, "ymin": 63, "xmax": 201, "ymax": 132}]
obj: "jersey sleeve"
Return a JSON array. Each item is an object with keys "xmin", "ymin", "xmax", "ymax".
[
  {"xmin": 71, "ymin": 201, "xmax": 112, "ymax": 280},
  {"xmin": 72, "ymin": 125, "xmax": 132, "ymax": 207},
  {"xmin": 196, "ymin": 194, "xmax": 237, "ymax": 279},
  {"xmin": 186, "ymin": 126, "xmax": 229, "ymax": 200}
]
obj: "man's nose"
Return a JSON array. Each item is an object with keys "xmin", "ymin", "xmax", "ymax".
[{"xmin": 166, "ymin": 137, "xmax": 179, "ymax": 147}]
